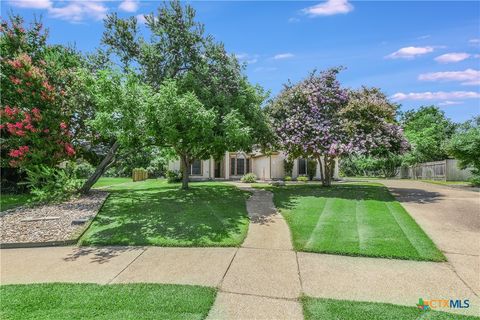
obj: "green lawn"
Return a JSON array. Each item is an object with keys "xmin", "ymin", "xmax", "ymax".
[
  {"xmin": 302, "ymin": 297, "xmax": 478, "ymax": 320},
  {"xmin": 266, "ymin": 183, "xmax": 445, "ymax": 261},
  {"xmin": 0, "ymin": 193, "xmax": 33, "ymax": 212},
  {"xmin": 0, "ymin": 283, "xmax": 216, "ymax": 320},
  {"xmin": 80, "ymin": 179, "xmax": 250, "ymax": 247},
  {"xmin": 92, "ymin": 177, "xmax": 133, "ymax": 188}
]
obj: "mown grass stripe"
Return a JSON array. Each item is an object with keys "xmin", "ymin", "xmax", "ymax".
[{"xmin": 304, "ymin": 198, "xmax": 333, "ymax": 250}]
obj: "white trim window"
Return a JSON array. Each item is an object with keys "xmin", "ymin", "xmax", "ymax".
[
  {"xmin": 230, "ymin": 153, "xmax": 251, "ymax": 176},
  {"xmin": 190, "ymin": 159, "xmax": 202, "ymax": 176}
]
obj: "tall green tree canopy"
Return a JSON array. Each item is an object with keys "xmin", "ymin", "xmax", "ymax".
[{"xmin": 400, "ymin": 106, "xmax": 456, "ymax": 165}]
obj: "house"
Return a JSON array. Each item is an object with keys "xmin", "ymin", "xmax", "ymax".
[{"xmin": 167, "ymin": 151, "xmax": 339, "ymax": 181}]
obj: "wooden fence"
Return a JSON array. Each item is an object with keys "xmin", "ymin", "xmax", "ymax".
[{"xmin": 396, "ymin": 159, "xmax": 472, "ymax": 181}]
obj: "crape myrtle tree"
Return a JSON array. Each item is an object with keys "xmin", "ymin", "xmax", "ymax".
[
  {"xmin": 101, "ymin": 0, "xmax": 272, "ymax": 190},
  {"xmin": 268, "ymin": 68, "xmax": 409, "ymax": 186},
  {"xmin": 0, "ymin": 16, "xmax": 80, "ymax": 180}
]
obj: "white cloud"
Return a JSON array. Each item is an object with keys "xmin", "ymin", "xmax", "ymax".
[
  {"xmin": 235, "ymin": 53, "xmax": 259, "ymax": 64},
  {"xmin": 119, "ymin": 0, "xmax": 139, "ymax": 13},
  {"xmin": 418, "ymin": 69, "xmax": 480, "ymax": 86},
  {"xmin": 417, "ymin": 35, "xmax": 431, "ymax": 40},
  {"xmin": 385, "ymin": 46, "xmax": 434, "ymax": 59},
  {"xmin": 438, "ymin": 100, "xmax": 464, "ymax": 106},
  {"xmin": 469, "ymin": 38, "xmax": 480, "ymax": 44},
  {"xmin": 273, "ymin": 53, "xmax": 295, "ymax": 60},
  {"xmin": 303, "ymin": 0, "xmax": 353, "ymax": 17},
  {"xmin": 136, "ymin": 14, "xmax": 147, "ymax": 24},
  {"xmin": 49, "ymin": 1, "xmax": 107, "ymax": 22},
  {"xmin": 9, "ymin": 0, "xmax": 108, "ymax": 23},
  {"xmin": 434, "ymin": 52, "xmax": 470, "ymax": 63},
  {"xmin": 254, "ymin": 67, "xmax": 277, "ymax": 72},
  {"xmin": 9, "ymin": 0, "xmax": 52, "ymax": 9},
  {"xmin": 391, "ymin": 91, "xmax": 480, "ymax": 101}
]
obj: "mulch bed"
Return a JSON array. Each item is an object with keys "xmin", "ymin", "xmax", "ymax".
[{"xmin": 0, "ymin": 191, "xmax": 109, "ymax": 246}]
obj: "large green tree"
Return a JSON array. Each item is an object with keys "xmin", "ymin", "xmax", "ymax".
[
  {"xmin": 447, "ymin": 116, "xmax": 480, "ymax": 186},
  {"xmin": 100, "ymin": 0, "xmax": 272, "ymax": 189},
  {"xmin": 400, "ymin": 106, "xmax": 456, "ymax": 165}
]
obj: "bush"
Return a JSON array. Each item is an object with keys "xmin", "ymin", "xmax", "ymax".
[
  {"xmin": 284, "ymin": 159, "xmax": 294, "ymax": 177},
  {"xmin": 241, "ymin": 173, "xmax": 257, "ymax": 183},
  {"xmin": 166, "ymin": 170, "xmax": 182, "ymax": 183},
  {"xmin": 75, "ymin": 162, "xmax": 95, "ymax": 179},
  {"xmin": 25, "ymin": 165, "xmax": 82, "ymax": 203},
  {"xmin": 470, "ymin": 175, "xmax": 480, "ymax": 187},
  {"xmin": 297, "ymin": 175, "xmax": 308, "ymax": 182},
  {"xmin": 284, "ymin": 175, "xmax": 292, "ymax": 181}
]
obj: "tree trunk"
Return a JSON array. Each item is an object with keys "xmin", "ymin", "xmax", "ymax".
[
  {"xmin": 80, "ymin": 141, "xmax": 120, "ymax": 194},
  {"xmin": 317, "ymin": 156, "xmax": 325, "ymax": 186},
  {"xmin": 323, "ymin": 156, "xmax": 332, "ymax": 187},
  {"xmin": 181, "ymin": 155, "xmax": 190, "ymax": 190}
]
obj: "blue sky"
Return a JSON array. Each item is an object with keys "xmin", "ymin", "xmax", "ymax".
[{"xmin": 2, "ymin": 0, "xmax": 480, "ymax": 122}]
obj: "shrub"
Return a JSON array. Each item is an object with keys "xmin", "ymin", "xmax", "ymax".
[
  {"xmin": 75, "ymin": 162, "xmax": 95, "ymax": 179},
  {"xmin": 166, "ymin": 169, "xmax": 182, "ymax": 183},
  {"xmin": 297, "ymin": 175, "xmax": 308, "ymax": 182},
  {"xmin": 470, "ymin": 175, "xmax": 480, "ymax": 187},
  {"xmin": 284, "ymin": 175, "xmax": 292, "ymax": 181},
  {"xmin": 284, "ymin": 159, "xmax": 294, "ymax": 176},
  {"xmin": 241, "ymin": 173, "xmax": 257, "ymax": 183},
  {"xmin": 25, "ymin": 165, "xmax": 82, "ymax": 203},
  {"xmin": 307, "ymin": 159, "xmax": 317, "ymax": 180}
]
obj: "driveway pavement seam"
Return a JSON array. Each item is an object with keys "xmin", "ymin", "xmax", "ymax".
[{"xmin": 217, "ymin": 247, "xmax": 239, "ymax": 288}]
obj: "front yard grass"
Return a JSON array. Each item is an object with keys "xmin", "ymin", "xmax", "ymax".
[
  {"xmin": 266, "ymin": 183, "xmax": 445, "ymax": 261},
  {"xmin": 80, "ymin": 179, "xmax": 250, "ymax": 247},
  {"xmin": 302, "ymin": 297, "xmax": 478, "ymax": 320},
  {"xmin": 0, "ymin": 283, "xmax": 216, "ymax": 320},
  {"xmin": 92, "ymin": 177, "xmax": 133, "ymax": 188}
]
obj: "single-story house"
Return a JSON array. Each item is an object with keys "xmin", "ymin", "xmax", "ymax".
[{"xmin": 167, "ymin": 151, "xmax": 339, "ymax": 181}]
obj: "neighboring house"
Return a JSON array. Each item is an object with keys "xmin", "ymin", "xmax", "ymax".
[{"xmin": 167, "ymin": 151, "xmax": 339, "ymax": 181}]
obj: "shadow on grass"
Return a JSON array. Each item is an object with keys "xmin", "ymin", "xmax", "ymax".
[
  {"xmin": 264, "ymin": 183, "xmax": 443, "ymax": 211},
  {"xmin": 79, "ymin": 184, "xmax": 250, "ymax": 247}
]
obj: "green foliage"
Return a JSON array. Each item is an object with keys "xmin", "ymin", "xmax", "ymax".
[
  {"xmin": 297, "ymin": 176, "xmax": 308, "ymax": 182},
  {"xmin": 447, "ymin": 116, "xmax": 480, "ymax": 185},
  {"xmin": 401, "ymin": 106, "xmax": 456, "ymax": 165},
  {"xmin": 284, "ymin": 176, "xmax": 292, "ymax": 181},
  {"xmin": 166, "ymin": 170, "xmax": 182, "ymax": 183},
  {"xmin": 74, "ymin": 162, "xmax": 95, "ymax": 179},
  {"xmin": 341, "ymin": 154, "xmax": 401, "ymax": 178},
  {"xmin": 241, "ymin": 173, "xmax": 257, "ymax": 183},
  {"xmin": 25, "ymin": 165, "xmax": 82, "ymax": 203},
  {"xmin": 283, "ymin": 159, "xmax": 294, "ymax": 176},
  {"xmin": 307, "ymin": 159, "xmax": 317, "ymax": 181}
]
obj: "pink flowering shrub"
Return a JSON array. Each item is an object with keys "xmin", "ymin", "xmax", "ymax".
[{"xmin": 1, "ymin": 15, "xmax": 76, "ymax": 169}]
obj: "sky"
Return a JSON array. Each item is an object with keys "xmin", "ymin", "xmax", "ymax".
[{"xmin": 2, "ymin": 0, "xmax": 480, "ymax": 123}]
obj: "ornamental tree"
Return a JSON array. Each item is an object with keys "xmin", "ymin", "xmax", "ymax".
[
  {"xmin": 268, "ymin": 69, "xmax": 408, "ymax": 186},
  {"xmin": 0, "ymin": 16, "xmax": 78, "ymax": 171}
]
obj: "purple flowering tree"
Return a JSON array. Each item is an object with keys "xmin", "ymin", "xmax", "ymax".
[{"xmin": 268, "ymin": 69, "xmax": 408, "ymax": 186}]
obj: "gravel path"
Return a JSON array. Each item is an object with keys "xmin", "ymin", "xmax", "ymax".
[{"xmin": 0, "ymin": 191, "xmax": 109, "ymax": 244}]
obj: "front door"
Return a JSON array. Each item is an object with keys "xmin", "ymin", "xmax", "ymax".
[{"xmin": 214, "ymin": 160, "xmax": 222, "ymax": 178}]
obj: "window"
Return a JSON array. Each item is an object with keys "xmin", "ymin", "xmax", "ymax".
[
  {"xmin": 298, "ymin": 158, "xmax": 307, "ymax": 175},
  {"xmin": 190, "ymin": 159, "xmax": 202, "ymax": 175},
  {"xmin": 237, "ymin": 158, "xmax": 245, "ymax": 175},
  {"xmin": 230, "ymin": 154, "xmax": 251, "ymax": 176}
]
